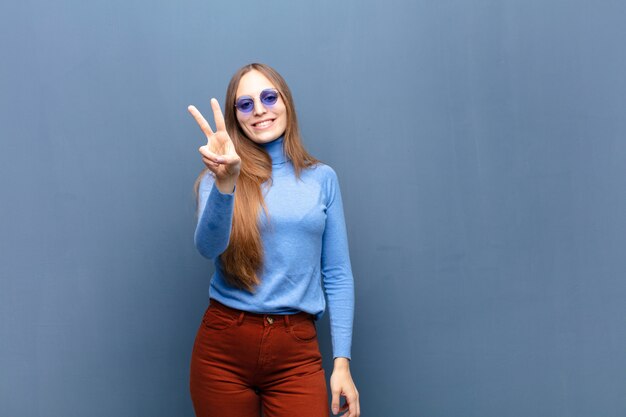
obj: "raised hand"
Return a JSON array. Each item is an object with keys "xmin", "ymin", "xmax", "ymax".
[{"xmin": 188, "ymin": 99, "xmax": 241, "ymax": 193}]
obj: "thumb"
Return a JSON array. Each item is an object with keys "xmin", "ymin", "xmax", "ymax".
[{"xmin": 331, "ymin": 388, "xmax": 341, "ymax": 415}]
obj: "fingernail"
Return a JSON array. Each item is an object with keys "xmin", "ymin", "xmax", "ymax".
[{"xmin": 332, "ymin": 407, "xmax": 338, "ymax": 414}]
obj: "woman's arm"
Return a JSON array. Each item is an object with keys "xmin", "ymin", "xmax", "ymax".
[
  {"xmin": 321, "ymin": 168, "xmax": 355, "ymax": 360},
  {"xmin": 320, "ymin": 167, "xmax": 360, "ymax": 416},
  {"xmin": 194, "ymin": 172, "xmax": 235, "ymax": 260},
  {"xmin": 188, "ymin": 99, "xmax": 240, "ymax": 260}
]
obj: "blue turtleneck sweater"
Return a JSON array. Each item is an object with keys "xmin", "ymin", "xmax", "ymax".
[{"xmin": 194, "ymin": 136, "xmax": 355, "ymax": 359}]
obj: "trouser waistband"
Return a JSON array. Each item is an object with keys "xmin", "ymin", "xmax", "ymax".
[{"xmin": 209, "ymin": 298, "xmax": 315, "ymax": 326}]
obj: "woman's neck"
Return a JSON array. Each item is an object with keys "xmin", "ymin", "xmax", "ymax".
[{"xmin": 259, "ymin": 135, "xmax": 287, "ymax": 166}]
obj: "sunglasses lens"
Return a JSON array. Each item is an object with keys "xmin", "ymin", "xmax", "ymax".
[
  {"xmin": 235, "ymin": 90, "xmax": 278, "ymax": 113},
  {"xmin": 260, "ymin": 89, "xmax": 278, "ymax": 106},
  {"xmin": 236, "ymin": 98, "xmax": 254, "ymax": 113}
]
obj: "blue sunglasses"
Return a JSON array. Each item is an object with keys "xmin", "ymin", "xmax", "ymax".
[{"xmin": 234, "ymin": 88, "xmax": 279, "ymax": 113}]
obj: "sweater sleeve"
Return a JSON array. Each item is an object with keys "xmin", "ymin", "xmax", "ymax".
[
  {"xmin": 194, "ymin": 171, "xmax": 235, "ymax": 260},
  {"xmin": 321, "ymin": 168, "xmax": 355, "ymax": 360}
]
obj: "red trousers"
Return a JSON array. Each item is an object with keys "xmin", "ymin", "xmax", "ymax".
[{"xmin": 190, "ymin": 299, "xmax": 330, "ymax": 417}]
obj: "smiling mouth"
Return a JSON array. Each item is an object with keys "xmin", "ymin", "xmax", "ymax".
[{"xmin": 253, "ymin": 119, "xmax": 275, "ymax": 129}]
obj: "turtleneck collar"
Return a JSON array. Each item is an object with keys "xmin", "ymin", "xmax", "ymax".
[{"xmin": 259, "ymin": 135, "xmax": 288, "ymax": 166}]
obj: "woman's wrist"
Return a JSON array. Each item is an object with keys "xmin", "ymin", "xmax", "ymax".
[
  {"xmin": 215, "ymin": 177, "xmax": 237, "ymax": 194},
  {"xmin": 333, "ymin": 357, "xmax": 350, "ymax": 370}
]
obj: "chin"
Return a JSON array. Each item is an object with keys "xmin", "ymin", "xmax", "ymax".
[{"xmin": 247, "ymin": 130, "xmax": 284, "ymax": 144}]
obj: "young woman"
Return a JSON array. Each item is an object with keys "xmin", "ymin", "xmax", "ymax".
[{"xmin": 187, "ymin": 63, "xmax": 359, "ymax": 417}]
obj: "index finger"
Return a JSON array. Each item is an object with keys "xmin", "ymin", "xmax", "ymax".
[
  {"xmin": 187, "ymin": 105, "xmax": 215, "ymax": 137},
  {"xmin": 210, "ymin": 98, "xmax": 226, "ymax": 132}
]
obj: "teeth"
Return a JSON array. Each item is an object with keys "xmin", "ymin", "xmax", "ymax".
[{"xmin": 255, "ymin": 120, "xmax": 273, "ymax": 128}]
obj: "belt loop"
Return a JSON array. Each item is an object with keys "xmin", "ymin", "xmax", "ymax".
[
  {"xmin": 284, "ymin": 314, "xmax": 290, "ymax": 327},
  {"xmin": 237, "ymin": 311, "xmax": 245, "ymax": 326}
]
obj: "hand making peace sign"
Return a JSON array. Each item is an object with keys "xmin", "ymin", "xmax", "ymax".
[{"xmin": 188, "ymin": 99, "xmax": 241, "ymax": 192}]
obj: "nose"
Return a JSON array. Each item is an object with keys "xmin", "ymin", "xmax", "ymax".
[{"xmin": 253, "ymin": 97, "xmax": 267, "ymax": 116}]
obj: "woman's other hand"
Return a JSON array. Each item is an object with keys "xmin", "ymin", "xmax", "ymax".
[
  {"xmin": 188, "ymin": 99, "xmax": 241, "ymax": 193},
  {"xmin": 330, "ymin": 358, "xmax": 360, "ymax": 417}
]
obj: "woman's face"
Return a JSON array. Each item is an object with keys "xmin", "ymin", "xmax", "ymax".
[{"xmin": 235, "ymin": 70, "xmax": 288, "ymax": 144}]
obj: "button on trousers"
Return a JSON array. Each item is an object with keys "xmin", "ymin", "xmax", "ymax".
[{"xmin": 190, "ymin": 299, "xmax": 330, "ymax": 417}]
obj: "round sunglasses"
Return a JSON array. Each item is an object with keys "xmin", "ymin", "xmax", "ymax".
[{"xmin": 234, "ymin": 88, "xmax": 279, "ymax": 113}]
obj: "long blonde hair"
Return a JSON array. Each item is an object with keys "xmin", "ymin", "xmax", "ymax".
[{"xmin": 195, "ymin": 63, "xmax": 319, "ymax": 292}]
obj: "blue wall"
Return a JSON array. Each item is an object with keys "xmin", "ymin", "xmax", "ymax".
[{"xmin": 2, "ymin": 1, "xmax": 626, "ymax": 416}]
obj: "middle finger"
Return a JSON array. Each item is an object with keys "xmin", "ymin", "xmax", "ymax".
[{"xmin": 210, "ymin": 98, "xmax": 226, "ymax": 132}]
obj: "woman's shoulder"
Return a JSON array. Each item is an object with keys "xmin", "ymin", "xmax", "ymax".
[
  {"xmin": 301, "ymin": 162, "xmax": 342, "ymax": 196},
  {"xmin": 306, "ymin": 161, "xmax": 338, "ymax": 180}
]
